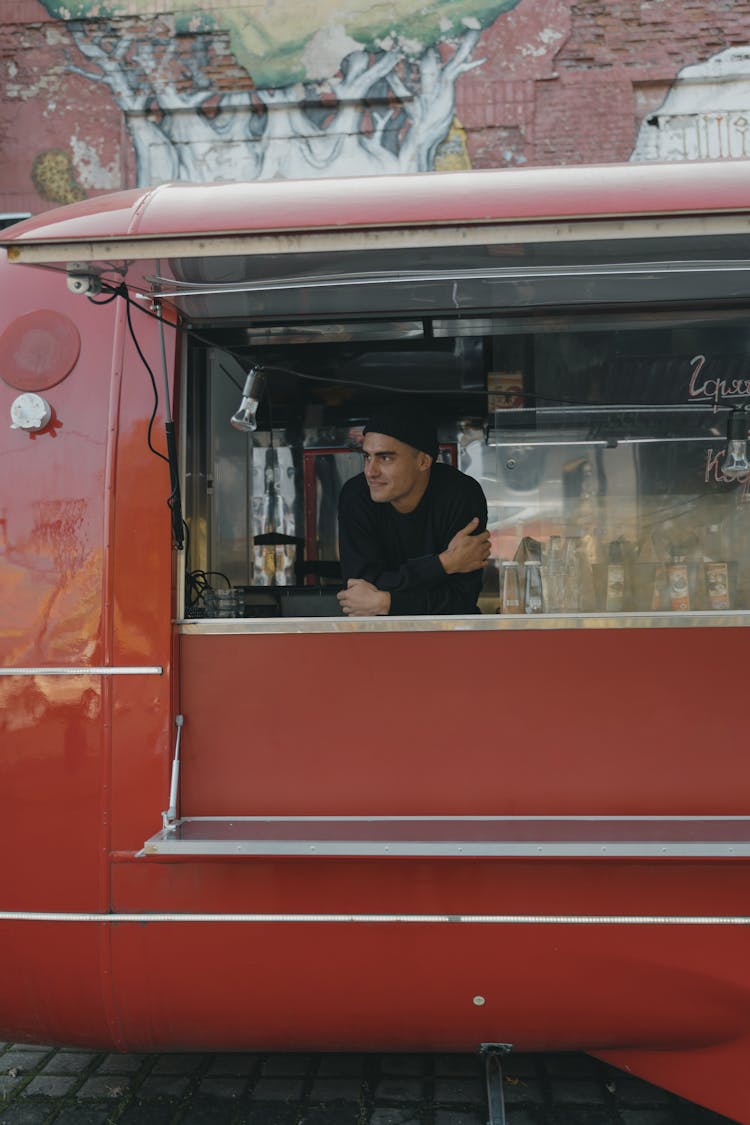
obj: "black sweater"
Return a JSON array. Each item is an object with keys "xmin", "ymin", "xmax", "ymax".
[{"xmin": 338, "ymin": 462, "xmax": 488, "ymax": 615}]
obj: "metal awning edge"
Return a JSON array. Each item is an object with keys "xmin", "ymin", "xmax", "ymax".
[{"xmin": 5, "ymin": 213, "xmax": 750, "ymax": 266}]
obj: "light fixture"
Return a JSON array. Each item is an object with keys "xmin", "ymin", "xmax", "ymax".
[
  {"xmin": 723, "ymin": 407, "xmax": 750, "ymax": 479},
  {"xmin": 230, "ymin": 365, "xmax": 265, "ymax": 432},
  {"xmin": 10, "ymin": 392, "xmax": 52, "ymax": 432}
]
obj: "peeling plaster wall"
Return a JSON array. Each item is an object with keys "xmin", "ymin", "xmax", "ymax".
[{"xmin": 4, "ymin": 0, "xmax": 750, "ymax": 215}]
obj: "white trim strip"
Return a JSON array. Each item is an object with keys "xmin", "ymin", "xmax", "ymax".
[
  {"xmin": 0, "ymin": 666, "xmax": 163, "ymax": 677},
  {"xmin": 0, "ymin": 912, "xmax": 748, "ymax": 926},
  {"xmin": 6, "ymin": 214, "xmax": 750, "ymax": 265},
  {"xmin": 179, "ymin": 611, "xmax": 750, "ymax": 635},
  {"xmin": 141, "ymin": 841, "xmax": 750, "ymax": 857}
]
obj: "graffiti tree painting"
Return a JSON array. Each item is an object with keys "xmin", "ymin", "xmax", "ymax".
[{"xmin": 36, "ymin": 0, "xmax": 522, "ymax": 185}]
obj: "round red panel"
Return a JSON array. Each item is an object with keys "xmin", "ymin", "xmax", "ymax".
[{"xmin": 0, "ymin": 310, "xmax": 81, "ymax": 391}]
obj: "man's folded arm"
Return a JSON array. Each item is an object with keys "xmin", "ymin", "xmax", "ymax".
[{"xmin": 389, "ymin": 570, "xmax": 483, "ymax": 615}]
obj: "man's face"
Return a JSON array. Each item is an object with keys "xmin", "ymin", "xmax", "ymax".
[{"xmin": 362, "ymin": 431, "xmax": 431, "ymax": 513}]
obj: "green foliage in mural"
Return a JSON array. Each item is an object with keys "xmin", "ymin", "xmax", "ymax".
[{"xmin": 38, "ymin": 0, "xmax": 522, "ymax": 86}]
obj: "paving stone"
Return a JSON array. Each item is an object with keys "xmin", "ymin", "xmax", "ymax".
[
  {"xmin": 118, "ymin": 1103, "xmax": 182, "ymax": 1125},
  {"xmin": 0, "ymin": 1075, "xmax": 25, "ymax": 1096},
  {"xmin": 250, "ymin": 1077, "xmax": 305, "ymax": 1101},
  {"xmin": 542, "ymin": 1052, "xmax": 600, "ymax": 1078},
  {"xmin": 374, "ymin": 1077, "xmax": 424, "ymax": 1103},
  {"xmin": 21, "ymin": 1074, "xmax": 78, "ymax": 1097},
  {"xmin": 150, "ymin": 1054, "xmax": 206, "ymax": 1075},
  {"xmin": 262, "ymin": 1054, "xmax": 313, "ymax": 1077},
  {"xmin": 308, "ymin": 1077, "xmax": 362, "ymax": 1102},
  {"xmin": 77, "ymin": 1075, "xmax": 133, "ymax": 1099},
  {"xmin": 505, "ymin": 1110, "xmax": 543, "ymax": 1125},
  {"xmin": 300, "ymin": 1108, "xmax": 361, "ymax": 1125},
  {"xmin": 434, "ymin": 1077, "xmax": 485, "ymax": 1104},
  {"xmin": 503, "ymin": 1053, "xmax": 540, "ymax": 1079},
  {"xmin": 502, "ymin": 1077, "xmax": 545, "ymax": 1104},
  {"xmin": 548, "ymin": 1108, "xmax": 613, "ymax": 1125},
  {"xmin": 0, "ymin": 1046, "xmax": 734, "ymax": 1125},
  {"xmin": 620, "ymin": 1112, "xmax": 680, "ymax": 1125},
  {"xmin": 316, "ymin": 1054, "xmax": 366, "ymax": 1077},
  {"xmin": 179, "ymin": 1093, "xmax": 244, "ymax": 1124},
  {"xmin": 205, "ymin": 1054, "xmax": 259, "ymax": 1077},
  {"xmin": 613, "ymin": 1077, "xmax": 674, "ymax": 1106},
  {"xmin": 378, "ymin": 1055, "xmax": 427, "ymax": 1076},
  {"xmin": 369, "ymin": 1109, "xmax": 421, "ymax": 1125},
  {"xmin": 0, "ymin": 1104, "xmax": 53, "ymax": 1125},
  {"xmin": 548, "ymin": 1079, "xmax": 606, "ymax": 1104},
  {"xmin": 1, "ymin": 1052, "xmax": 48, "ymax": 1074},
  {"xmin": 434, "ymin": 1110, "xmax": 485, "ymax": 1125},
  {"xmin": 8, "ymin": 1047, "xmax": 54, "ymax": 1055},
  {"xmin": 96, "ymin": 1053, "xmax": 148, "ymax": 1075},
  {"xmin": 245, "ymin": 1108, "xmax": 298, "ymax": 1125},
  {"xmin": 433, "ymin": 1056, "xmax": 482, "ymax": 1077},
  {"xmin": 136, "ymin": 1074, "xmax": 191, "ymax": 1100},
  {"xmin": 54, "ymin": 1106, "xmax": 118, "ymax": 1125},
  {"xmin": 197, "ymin": 1077, "xmax": 245, "ymax": 1099},
  {"xmin": 41, "ymin": 1052, "xmax": 96, "ymax": 1075}
]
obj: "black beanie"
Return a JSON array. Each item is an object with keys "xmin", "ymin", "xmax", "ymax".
[{"xmin": 363, "ymin": 409, "xmax": 439, "ymax": 461}]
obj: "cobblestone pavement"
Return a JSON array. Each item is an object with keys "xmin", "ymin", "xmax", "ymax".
[{"xmin": 0, "ymin": 1045, "xmax": 737, "ymax": 1125}]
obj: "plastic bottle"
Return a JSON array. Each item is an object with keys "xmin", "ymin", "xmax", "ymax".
[
  {"xmin": 729, "ymin": 491, "xmax": 750, "ymax": 609},
  {"xmin": 545, "ymin": 534, "xmax": 564, "ymax": 612},
  {"xmin": 703, "ymin": 522, "xmax": 730, "ymax": 610},
  {"xmin": 524, "ymin": 560, "xmax": 544, "ymax": 614},
  {"xmin": 605, "ymin": 540, "xmax": 626, "ymax": 612},
  {"xmin": 500, "ymin": 561, "xmax": 523, "ymax": 614},
  {"xmin": 666, "ymin": 549, "xmax": 690, "ymax": 612},
  {"xmin": 562, "ymin": 535, "xmax": 587, "ymax": 612}
]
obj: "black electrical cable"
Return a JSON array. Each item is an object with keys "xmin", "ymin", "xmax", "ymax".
[{"xmin": 88, "ymin": 282, "xmax": 188, "ymax": 551}]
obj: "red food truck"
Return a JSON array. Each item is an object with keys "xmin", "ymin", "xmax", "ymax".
[{"xmin": 2, "ymin": 160, "xmax": 750, "ymax": 1123}]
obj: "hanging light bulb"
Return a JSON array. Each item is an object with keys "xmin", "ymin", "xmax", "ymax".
[
  {"xmin": 723, "ymin": 407, "xmax": 750, "ymax": 479},
  {"xmin": 230, "ymin": 365, "xmax": 265, "ymax": 432}
]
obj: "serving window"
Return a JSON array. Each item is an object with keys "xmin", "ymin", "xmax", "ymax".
[{"xmin": 178, "ymin": 236, "xmax": 750, "ymax": 627}]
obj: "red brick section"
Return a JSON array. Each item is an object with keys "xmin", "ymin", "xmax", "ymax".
[
  {"xmin": 461, "ymin": 0, "xmax": 750, "ymax": 168},
  {"xmin": 5, "ymin": 0, "xmax": 750, "ymax": 214}
]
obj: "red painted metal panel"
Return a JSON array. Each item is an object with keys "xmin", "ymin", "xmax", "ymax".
[
  {"xmin": 178, "ymin": 627, "xmax": 747, "ymax": 818},
  {"xmin": 5, "ymin": 161, "xmax": 750, "ymax": 250},
  {"xmin": 0, "ymin": 253, "xmax": 116, "ymax": 910},
  {"xmin": 0, "ymin": 923, "xmax": 116, "ymax": 1048},
  {"xmin": 104, "ymin": 918, "xmax": 750, "ymax": 1058},
  {"xmin": 106, "ymin": 290, "xmax": 176, "ymax": 853},
  {"xmin": 0, "ymin": 251, "xmax": 174, "ymax": 888},
  {"xmin": 4, "ymin": 170, "xmax": 750, "ymax": 1122},
  {"xmin": 109, "ymin": 854, "xmax": 750, "ymax": 919}
]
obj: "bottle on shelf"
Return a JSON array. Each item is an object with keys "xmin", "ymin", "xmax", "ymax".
[
  {"xmin": 605, "ymin": 539, "xmax": 626, "ymax": 612},
  {"xmin": 703, "ymin": 522, "xmax": 730, "ymax": 610},
  {"xmin": 500, "ymin": 560, "xmax": 523, "ymax": 614},
  {"xmin": 728, "ymin": 491, "xmax": 750, "ymax": 610},
  {"xmin": 666, "ymin": 548, "xmax": 690, "ymax": 612},
  {"xmin": 524, "ymin": 560, "xmax": 544, "ymax": 614},
  {"xmin": 637, "ymin": 525, "xmax": 670, "ymax": 612},
  {"xmin": 544, "ymin": 534, "xmax": 564, "ymax": 613},
  {"xmin": 563, "ymin": 535, "xmax": 595, "ymax": 612}
]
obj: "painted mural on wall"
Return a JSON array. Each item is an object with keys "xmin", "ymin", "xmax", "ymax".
[
  {"xmin": 33, "ymin": 0, "xmax": 522, "ymax": 186},
  {"xmin": 6, "ymin": 2, "xmax": 750, "ymax": 217},
  {"xmin": 631, "ymin": 46, "xmax": 750, "ymax": 163}
]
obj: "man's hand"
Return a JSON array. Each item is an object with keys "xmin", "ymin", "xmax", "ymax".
[
  {"xmin": 337, "ymin": 578, "xmax": 391, "ymax": 616},
  {"xmin": 439, "ymin": 517, "xmax": 491, "ymax": 575}
]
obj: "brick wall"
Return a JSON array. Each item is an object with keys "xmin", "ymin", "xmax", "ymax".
[{"xmin": 3, "ymin": 0, "xmax": 750, "ymax": 213}]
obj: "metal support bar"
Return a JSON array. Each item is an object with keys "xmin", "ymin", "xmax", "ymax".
[
  {"xmin": 162, "ymin": 714, "xmax": 184, "ymax": 831},
  {"xmin": 480, "ymin": 1043, "xmax": 512, "ymax": 1125}
]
